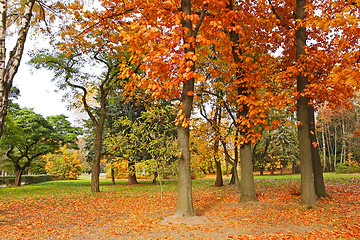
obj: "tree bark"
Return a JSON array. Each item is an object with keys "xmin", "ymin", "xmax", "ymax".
[
  {"xmin": 111, "ymin": 167, "xmax": 115, "ymax": 185},
  {"xmin": 0, "ymin": 0, "xmax": 6, "ymax": 137},
  {"xmin": 229, "ymin": 137, "xmax": 241, "ymax": 190},
  {"xmin": 296, "ymin": 0, "xmax": 317, "ymax": 206},
  {"xmin": 0, "ymin": 0, "xmax": 35, "ymax": 138},
  {"xmin": 214, "ymin": 156, "xmax": 223, "ymax": 187},
  {"xmin": 309, "ymin": 105, "xmax": 329, "ymax": 198},
  {"xmin": 91, "ymin": 95, "xmax": 107, "ymax": 192},
  {"xmin": 214, "ymin": 101, "xmax": 223, "ymax": 187},
  {"xmin": 127, "ymin": 160, "xmax": 138, "ymax": 185},
  {"xmin": 240, "ymin": 143, "xmax": 257, "ymax": 202},
  {"xmin": 14, "ymin": 167, "xmax": 24, "ymax": 186}
]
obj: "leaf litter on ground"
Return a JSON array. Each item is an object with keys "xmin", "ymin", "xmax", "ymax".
[{"xmin": 0, "ymin": 175, "xmax": 359, "ymax": 239}]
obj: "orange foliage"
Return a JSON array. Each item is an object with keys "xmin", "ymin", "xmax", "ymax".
[
  {"xmin": 1, "ymin": 178, "xmax": 360, "ymax": 239},
  {"xmin": 59, "ymin": 0, "xmax": 359, "ymax": 143}
]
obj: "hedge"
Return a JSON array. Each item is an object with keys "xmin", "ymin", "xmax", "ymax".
[{"xmin": 0, "ymin": 174, "xmax": 53, "ymax": 186}]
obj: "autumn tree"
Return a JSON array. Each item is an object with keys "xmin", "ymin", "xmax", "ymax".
[{"xmin": 43, "ymin": 146, "xmax": 82, "ymax": 180}]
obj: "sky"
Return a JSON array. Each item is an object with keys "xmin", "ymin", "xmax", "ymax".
[{"xmin": 12, "ymin": 53, "xmax": 79, "ymax": 125}]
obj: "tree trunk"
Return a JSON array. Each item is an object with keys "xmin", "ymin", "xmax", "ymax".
[
  {"xmin": 227, "ymin": 0, "xmax": 257, "ymax": 202},
  {"xmin": 334, "ymin": 127, "xmax": 337, "ymax": 170},
  {"xmin": 0, "ymin": 0, "xmax": 6, "ymax": 138},
  {"xmin": 14, "ymin": 167, "xmax": 24, "ymax": 186},
  {"xmin": 176, "ymin": 120, "xmax": 195, "ymax": 217},
  {"xmin": 214, "ymin": 158, "xmax": 223, "ymax": 187},
  {"xmin": 214, "ymin": 102, "xmax": 223, "ymax": 187},
  {"xmin": 173, "ymin": 0, "xmax": 206, "ymax": 217},
  {"xmin": 152, "ymin": 172, "xmax": 158, "ymax": 184},
  {"xmin": 309, "ymin": 106, "xmax": 329, "ymax": 198},
  {"xmin": 341, "ymin": 119, "xmax": 346, "ymax": 164},
  {"xmin": 226, "ymin": 160, "xmax": 229, "ymax": 177},
  {"xmin": 91, "ymin": 97, "xmax": 106, "ymax": 192},
  {"xmin": 325, "ymin": 125, "xmax": 332, "ymax": 171},
  {"xmin": 296, "ymin": 0, "xmax": 316, "ymax": 206},
  {"xmin": 322, "ymin": 126, "xmax": 326, "ymax": 171},
  {"xmin": 229, "ymin": 138, "xmax": 241, "ymax": 189},
  {"xmin": 0, "ymin": 0, "xmax": 35, "ymax": 138},
  {"xmin": 91, "ymin": 126, "xmax": 102, "ymax": 191},
  {"xmin": 111, "ymin": 167, "xmax": 115, "ymax": 185},
  {"xmin": 127, "ymin": 161, "xmax": 138, "ymax": 185},
  {"xmin": 240, "ymin": 143, "xmax": 257, "ymax": 202}
]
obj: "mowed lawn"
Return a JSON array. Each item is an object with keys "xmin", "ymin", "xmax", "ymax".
[{"xmin": 0, "ymin": 173, "xmax": 359, "ymax": 239}]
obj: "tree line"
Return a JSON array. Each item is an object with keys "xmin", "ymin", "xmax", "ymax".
[{"xmin": 0, "ymin": 0, "xmax": 359, "ymax": 219}]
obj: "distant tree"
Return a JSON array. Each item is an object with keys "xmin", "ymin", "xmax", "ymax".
[
  {"xmin": 104, "ymin": 104, "xmax": 178, "ymax": 184},
  {"xmin": 0, "ymin": 105, "xmax": 80, "ymax": 186},
  {"xmin": 29, "ymin": 44, "xmax": 139, "ymax": 192},
  {"xmin": 43, "ymin": 146, "xmax": 82, "ymax": 180}
]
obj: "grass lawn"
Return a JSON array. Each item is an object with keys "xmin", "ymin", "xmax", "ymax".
[{"xmin": 0, "ymin": 173, "xmax": 359, "ymax": 239}]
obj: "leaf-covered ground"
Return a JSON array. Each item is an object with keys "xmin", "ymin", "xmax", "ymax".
[{"xmin": 0, "ymin": 174, "xmax": 359, "ymax": 239}]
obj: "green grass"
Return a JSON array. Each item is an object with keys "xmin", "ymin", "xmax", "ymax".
[{"xmin": 0, "ymin": 173, "xmax": 359, "ymax": 202}]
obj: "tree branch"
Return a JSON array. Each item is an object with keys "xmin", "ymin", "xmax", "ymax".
[{"xmin": 192, "ymin": 4, "xmax": 208, "ymax": 37}]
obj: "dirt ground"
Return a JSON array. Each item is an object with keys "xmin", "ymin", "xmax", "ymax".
[{"xmin": 0, "ymin": 177, "xmax": 359, "ymax": 239}]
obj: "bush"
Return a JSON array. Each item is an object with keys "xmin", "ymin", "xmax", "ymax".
[
  {"xmin": 23, "ymin": 175, "xmax": 53, "ymax": 184},
  {"xmin": 43, "ymin": 147, "xmax": 82, "ymax": 180},
  {"xmin": 0, "ymin": 175, "xmax": 53, "ymax": 186},
  {"xmin": 336, "ymin": 163, "xmax": 360, "ymax": 174},
  {"xmin": 336, "ymin": 153, "xmax": 360, "ymax": 174}
]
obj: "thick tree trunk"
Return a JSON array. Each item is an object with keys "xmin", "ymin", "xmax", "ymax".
[
  {"xmin": 175, "ymin": 63, "xmax": 195, "ymax": 216},
  {"xmin": 296, "ymin": 0, "xmax": 317, "ymax": 206},
  {"xmin": 91, "ymin": 126, "xmax": 102, "ymax": 192},
  {"xmin": 309, "ymin": 106, "xmax": 329, "ymax": 198},
  {"xmin": 91, "ymin": 129, "xmax": 102, "ymax": 192},
  {"xmin": 240, "ymin": 143, "xmax": 257, "ymax": 202},
  {"xmin": 0, "ymin": 0, "xmax": 6, "ymax": 138},
  {"xmin": 14, "ymin": 167, "xmax": 24, "ymax": 186},
  {"xmin": 152, "ymin": 172, "xmax": 158, "ymax": 184},
  {"xmin": 91, "ymin": 98, "xmax": 106, "ymax": 192},
  {"xmin": 127, "ymin": 161, "xmax": 138, "ymax": 185},
  {"xmin": 214, "ymin": 157, "xmax": 223, "ymax": 187},
  {"xmin": 0, "ymin": 0, "xmax": 35, "ymax": 138}
]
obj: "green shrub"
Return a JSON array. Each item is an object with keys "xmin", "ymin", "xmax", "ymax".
[
  {"xmin": 23, "ymin": 175, "xmax": 53, "ymax": 184},
  {"xmin": 0, "ymin": 174, "xmax": 53, "ymax": 186},
  {"xmin": 336, "ymin": 163, "xmax": 360, "ymax": 174},
  {"xmin": 0, "ymin": 176, "xmax": 15, "ymax": 185}
]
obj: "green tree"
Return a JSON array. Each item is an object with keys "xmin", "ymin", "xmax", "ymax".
[
  {"xmin": 0, "ymin": 104, "xmax": 80, "ymax": 186},
  {"xmin": 104, "ymin": 104, "xmax": 178, "ymax": 184},
  {"xmin": 29, "ymin": 45, "xmax": 138, "ymax": 192}
]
